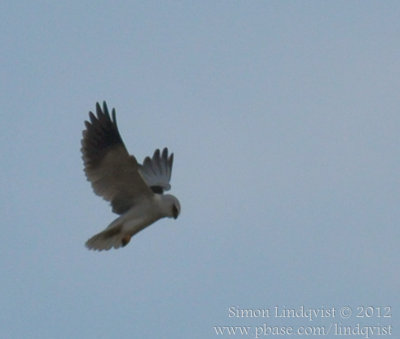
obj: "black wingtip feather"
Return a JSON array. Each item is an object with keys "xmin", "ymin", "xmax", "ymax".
[
  {"xmin": 95, "ymin": 102, "xmax": 102, "ymax": 116},
  {"xmin": 102, "ymin": 101, "xmax": 109, "ymax": 117},
  {"xmin": 111, "ymin": 108, "xmax": 117, "ymax": 125},
  {"xmin": 81, "ymin": 102, "xmax": 126, "ymax": 169}
]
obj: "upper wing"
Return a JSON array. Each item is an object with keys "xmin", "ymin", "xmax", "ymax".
[
  {"xmin": 138, "ymin": 148, "xmax": 174, "ymax": 194},
  {"xmin": 81, "ymin": 102, "xmax": 153, "ymax": 214}
]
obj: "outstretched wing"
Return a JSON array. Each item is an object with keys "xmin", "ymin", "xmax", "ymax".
[
  {"xmin": 81, "ymin": 102, "xmax": 153, "ymax": 214},
  {"xmin": 138, "ymin": 148, "xmax": 174, "ymax": 194}
]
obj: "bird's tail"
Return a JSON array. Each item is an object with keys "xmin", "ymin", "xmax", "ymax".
[{"xmin": 85, "ymin": 223, "xmax": 132, "ymax": 251}]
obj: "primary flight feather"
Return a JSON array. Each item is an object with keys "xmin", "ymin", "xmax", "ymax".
[{"xmin": 81, "ymin": 102, "xmax": 180, "ymax": 251}]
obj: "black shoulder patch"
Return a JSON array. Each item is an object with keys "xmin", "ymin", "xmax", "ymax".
[{"xmin": 150, "ymin": 186, "xmax": 164, "ymax": 194}]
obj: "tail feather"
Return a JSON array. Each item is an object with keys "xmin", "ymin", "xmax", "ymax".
[{"xmin": 85, "ymin": 224, "xmax": 131, "ymax": 251}]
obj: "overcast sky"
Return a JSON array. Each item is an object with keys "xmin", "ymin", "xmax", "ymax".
[{"xmin": 1, "ymin": 1, "xmax": 399, "ymax": 338}]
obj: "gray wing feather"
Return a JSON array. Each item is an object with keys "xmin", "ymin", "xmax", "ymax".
[{"xmin": 139, "ymin": 148, "xmax": 173, "ymax": 193}]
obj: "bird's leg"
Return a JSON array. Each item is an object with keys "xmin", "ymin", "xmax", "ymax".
[{"xmin": 121, "ymin": 234, "xmax": 132, "ymax": 247}]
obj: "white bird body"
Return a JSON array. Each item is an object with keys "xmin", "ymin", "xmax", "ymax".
[
  {"xmin": 81, "ymin": 102, "xmax": 180, "ymax": 251},
  {"xmin": 86, "ymin": 194, "xmax": 180, "ymax": 250}
]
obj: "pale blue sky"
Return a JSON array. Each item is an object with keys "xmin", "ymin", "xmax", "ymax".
[{"xmin": 1, "ymin": 1, "xmax": 399, "ymax": 338}]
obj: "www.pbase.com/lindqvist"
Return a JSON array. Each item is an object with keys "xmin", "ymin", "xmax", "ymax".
[{"xmin": 213, "ymin": 323, "xmax": 392, "ymax": 338}]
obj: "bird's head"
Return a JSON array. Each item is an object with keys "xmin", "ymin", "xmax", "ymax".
[{"xmin": 162, "ymin": 194, "xmax": 180, "ymax": 219}]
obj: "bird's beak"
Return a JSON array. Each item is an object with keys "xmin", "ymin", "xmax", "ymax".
[{"xmin": 173, "ymin": 207, "xmax": 179, "ymax": 219}]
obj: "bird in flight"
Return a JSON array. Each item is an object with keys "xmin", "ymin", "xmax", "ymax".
[{"xmin": 81, "ymin": 102, "xmax": 181, "ymax": 251}]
